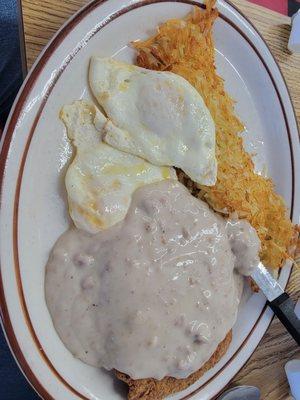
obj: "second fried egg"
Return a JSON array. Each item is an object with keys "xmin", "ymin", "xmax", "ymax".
[
  {"xmin": 61, "ymin": 100, "xmax": 176, "ymax": 233},
  {"xmin": 89, "ymin": 57, "xmax": 217, "ymax": 186}
]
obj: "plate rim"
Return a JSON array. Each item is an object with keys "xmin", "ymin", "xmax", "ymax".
[{"xmin": 0, "ymin": 1, "xmax": 299, "ymax": 399}]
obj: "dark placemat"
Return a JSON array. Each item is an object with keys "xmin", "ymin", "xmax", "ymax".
[{"xmin": 0, "ymin": 328, "xmax": 40, "ymax": 399}]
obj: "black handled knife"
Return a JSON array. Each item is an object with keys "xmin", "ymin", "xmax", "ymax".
[{"xmin": 251, "ymin": 262, "xmax": 300, "ymax": 345}]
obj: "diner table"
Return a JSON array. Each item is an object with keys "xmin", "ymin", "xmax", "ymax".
[{"xmin": 10, "ymin": 0, "xmax": 300, "ymax": 398}]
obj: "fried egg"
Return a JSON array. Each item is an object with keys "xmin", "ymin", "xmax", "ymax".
[
  {"xmin": 89, "ymin": 57, "xmax": 217, "ymax": 185},
  {"xmin": 61, "ymin": 100, "xmax": 176, "ymax": 233}
]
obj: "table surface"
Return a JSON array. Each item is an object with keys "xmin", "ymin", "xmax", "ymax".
[{"xmin": 20, "ymin": 0, "xmax": 300, "ymax": 399}]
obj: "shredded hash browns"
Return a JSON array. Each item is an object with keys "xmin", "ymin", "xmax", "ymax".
[{"xmin": 132, "ymin": 0, "xmax": 294, "ymax": 269}]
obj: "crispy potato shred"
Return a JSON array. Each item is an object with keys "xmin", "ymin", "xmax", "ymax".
[{"xmin": 133, "ymin": 0, "xmax": 295, "ymax": 268}]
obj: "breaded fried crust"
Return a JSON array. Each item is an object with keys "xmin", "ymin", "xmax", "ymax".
[{"xmin": 115, "ymin": 331, "xmax": 232, "ymax": 400}]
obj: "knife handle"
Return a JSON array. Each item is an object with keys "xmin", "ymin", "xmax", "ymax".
[{"xmin": 268, "ymin": 293, "xmax": 300, "ymax": 346}]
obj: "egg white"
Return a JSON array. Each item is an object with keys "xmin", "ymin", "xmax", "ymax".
[
  {"xmin": 61, "ymin": 100, "xmax": 176, "ymax": 233},
  {"xmin": 89, "ymin": 57, "xmax": 217, "ymax": 186}
]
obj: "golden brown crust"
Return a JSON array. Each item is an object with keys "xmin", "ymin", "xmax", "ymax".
[{"xmin": 115, "ymin": 331, "xmax": 232, "ymax": 400}]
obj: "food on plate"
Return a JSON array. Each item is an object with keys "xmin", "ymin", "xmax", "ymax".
[
  {"xmin": 89, "ymin": 57, "xmax": 217, "ymax": 186},
  {"xmin": 61, "ymin": 100, "xmax": 176, "ymax": 233},
  {"xmin": 45, "ymin": 180, "xmax": 259, "ymax": 379},
  {"xmin": 44, "ymin": 0, "xmax": 297, "ymax": 399},
  {"xmin": 133, "ymin": 0, "xmax": 294, "ymax": 269},
  {"xmin": 114, "ymin": 332, "xmax": 232, "ymax": 400}
]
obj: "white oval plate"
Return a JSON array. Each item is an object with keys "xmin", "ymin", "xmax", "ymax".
[{"xmin": 0, "ymin": 1, "xmax": 299, "ymax": 399}]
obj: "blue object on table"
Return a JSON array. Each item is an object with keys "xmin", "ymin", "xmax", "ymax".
[
  {"xmin": 0, "ymin": 0, "xmax": 23, "ymax": 126},
  {"xmin": 0, "ymin": 0, "xmax": 40, "ymax": 399},
  {"xmin": 0, "ymin": 328, "xmax": 40, "ymax": 399},
  {"xmin": 285, "ymin": 359, "xmax": 300, "ymax": 400}
]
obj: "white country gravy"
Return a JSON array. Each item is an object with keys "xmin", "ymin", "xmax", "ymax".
[{"xmin": 45, "ymin": 180, "xmax": 260, "ymax": 380}]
